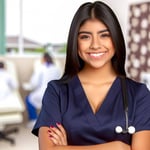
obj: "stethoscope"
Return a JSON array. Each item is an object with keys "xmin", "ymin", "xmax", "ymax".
[{"xmin": 115, "ymin": 77, "xmax": 136, "ymax": 134}]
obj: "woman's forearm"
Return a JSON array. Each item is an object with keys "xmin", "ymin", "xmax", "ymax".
[
  {"xmin": 61, "ymin": 142, "xmax": 130, "ymax": 150},
  {"xmin": 39, "ymin": 141, "xmax": 131, "ymax": 150},
  {"xmin": 39, "ymin": 127, "xmax": 131, "ymax": 150}
]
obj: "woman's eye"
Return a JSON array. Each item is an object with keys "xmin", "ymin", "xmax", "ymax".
[
  {"xmin": 100, "ymin": 33, "xmax": 111, "ymax": 38},
  {"xmin": 79, "ymin": 35, "xmax": 90, "ymax": 40}
]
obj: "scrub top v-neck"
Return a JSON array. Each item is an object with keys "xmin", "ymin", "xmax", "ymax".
[{"xmin": 32, "ymin": 75, "xmax": 150, "ymax": 145}]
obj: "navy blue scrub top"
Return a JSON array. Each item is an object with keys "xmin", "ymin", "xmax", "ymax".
[{"xmin": 32, "ymin": 75, "xmax": 150, "ymax": 145}]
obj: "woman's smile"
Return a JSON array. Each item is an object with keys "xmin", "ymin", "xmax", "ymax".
[{"xmin": 88, "ymin": 51, "xmax": 107, "ymax": 58}]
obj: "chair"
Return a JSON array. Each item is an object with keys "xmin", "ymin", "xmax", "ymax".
[{"xmin": 0, "ymin": 60, "xmax": 25, "ymax": 144}]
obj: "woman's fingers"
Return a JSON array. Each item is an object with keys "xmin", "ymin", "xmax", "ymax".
[
  {"xmin": 48, "ymin": 123, "xmax": 67, "ymax": 145},
  {"xmin": 56, "ymin": 123, "xmax": 67, "ymax": 145},
  {"xmin": 49, "ymin": 126, "xmax": 63, "ymax": 144},
  {"xmin": 49, "ymin": 133, "xmax": 61, "ymax": 145},
  {"xmin": 56, "ymin": 123, "xmax": 67, "ymax": 138}
]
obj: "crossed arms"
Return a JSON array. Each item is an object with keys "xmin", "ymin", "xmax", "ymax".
[{"xmin": 38, "ymin": 123, "xmax": 150, "ymax": 150}]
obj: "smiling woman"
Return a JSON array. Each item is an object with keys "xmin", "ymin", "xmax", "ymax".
[{"xmin": 31, "ymin": 1, "xmax": 150, "ymax": 150}]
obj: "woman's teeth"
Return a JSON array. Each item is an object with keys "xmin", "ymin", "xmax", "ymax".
[{"xmin": 90, "ymin": 52, "xmax": 105, "ymax": 57}]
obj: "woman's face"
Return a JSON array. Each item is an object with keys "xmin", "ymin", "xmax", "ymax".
[{"xmin": 77, "ymin": 18, "xmax": 115, "ymax": 69}]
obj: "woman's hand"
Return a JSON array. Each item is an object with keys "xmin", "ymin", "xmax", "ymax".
[{"xmin": 48, "ymin": 123, "xmax": 68, "ymax": 146}]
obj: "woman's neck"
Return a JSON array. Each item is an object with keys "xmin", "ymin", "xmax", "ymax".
[{"xmin": 78, "ymin": 64, "xmax": 117, "ymax": 84}]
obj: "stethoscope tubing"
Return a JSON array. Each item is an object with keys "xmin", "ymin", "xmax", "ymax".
[{"xmin": 115, "ymin": 77, "xmax": 135, "ymax": 134}]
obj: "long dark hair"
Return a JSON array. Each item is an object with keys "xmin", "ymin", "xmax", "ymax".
[{"xmin": 61, "ymin": 1, "xmax": 126, "ymax": 82}]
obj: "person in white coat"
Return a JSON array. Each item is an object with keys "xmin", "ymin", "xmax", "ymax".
[
  {"xmin": 0, "ymin": 61, "xmax": 18, "ymax": 100},
  {"xmin": 25, "ymin": 53, "xmax": 61, "ymax": 127}
]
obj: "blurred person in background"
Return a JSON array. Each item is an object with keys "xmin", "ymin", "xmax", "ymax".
[
  {"xmin": 0, "ymin": 61, "xmax": 18, "ymax": 100},
  {"xmin": 25, "ymin": 52, "xmax": 61, "ymax": 128}
]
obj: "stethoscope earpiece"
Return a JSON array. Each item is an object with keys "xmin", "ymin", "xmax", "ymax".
[
  {"xmin": 115, "ymin": 125, "xmax": 135, "ymax": 134},
  {"xmin": 115, "ymin": 126, "xmax": 123, "ymax": 134},
  {"xmin": 128, "ymin": 126, "xmax": 135, "ymax": 134}
]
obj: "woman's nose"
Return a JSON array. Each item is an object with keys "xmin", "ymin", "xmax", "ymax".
[{"xmin": 89, "ymin": 37, "xmax": 101, "ymax": 50}]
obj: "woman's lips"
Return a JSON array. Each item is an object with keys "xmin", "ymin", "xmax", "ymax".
[{"xmin": 88, "ymin": 51, "xmax": 106, "ymax": 57}]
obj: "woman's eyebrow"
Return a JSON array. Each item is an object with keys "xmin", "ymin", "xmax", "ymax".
[
  {"xmin": 78, "ymin": 29, "xmax": 109, "ymax": 35},
  {"xmin": 78, "ymin": 31, "xmax": 91, "ymax": 35},
  {"xmin": 98, "ymin": 29, "xmax": 109, "ymax": 33}
]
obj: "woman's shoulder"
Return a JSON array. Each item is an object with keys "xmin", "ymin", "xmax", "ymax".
[
  {"xmin": 47, "ymin": 79, "xmax": 69, "ymax": 93},
  {"xmin": 47, "ymin": 75, "xmax": 78, "ymax": 92},
  {"xmin": 126, "ymin": 77, "xmax": 150, "ymax": 94},
  {"xmin": 126, "ymin": 77, "xmax": 146, "ymax": 86}
]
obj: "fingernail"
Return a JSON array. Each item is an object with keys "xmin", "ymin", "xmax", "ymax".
[
  {"xmin": 48, "ymin": 130, "xmax": 51, "ymax": 133},
  {"xmin": 50, "ymin": 125, "xmax": 54, "ymax": 128},
  {"xmin": 56, "ymin": 122, "xmax": 61, "ymax": 125}
]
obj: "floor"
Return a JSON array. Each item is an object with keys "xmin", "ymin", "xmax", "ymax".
[{"xmin": 0, "ymin": 124, "xmax": 38, "ymax": 150}]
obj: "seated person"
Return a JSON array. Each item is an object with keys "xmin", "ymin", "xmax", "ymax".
[
  {"xmin": 25, "ymin": 52, "xmax": 61, "ymax": 127},
  {"xmin": 0, "ymin": 61, "xmax": 18, "ymax": 100}
]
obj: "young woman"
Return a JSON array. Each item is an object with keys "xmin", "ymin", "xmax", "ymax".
[{"xmin": 32, "ymin": 1, "xmax": 150, "ymax": 150}]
